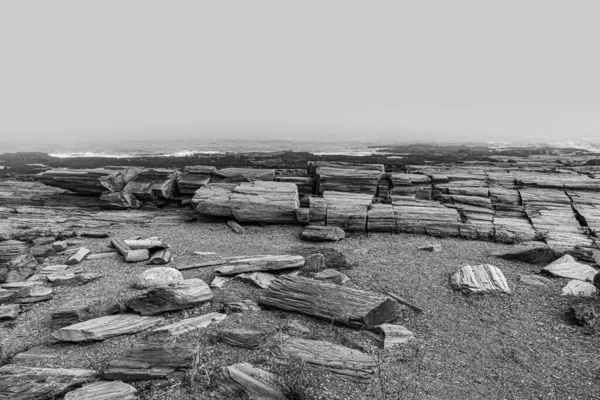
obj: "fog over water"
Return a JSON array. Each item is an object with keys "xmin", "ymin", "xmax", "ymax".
[{"xmin": 1, "ymin": 1, "xmax": 599, "ymax": 152}]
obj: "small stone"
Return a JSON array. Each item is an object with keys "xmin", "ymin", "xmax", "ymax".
[
  {"xmin": 418, "ymin": 244, "xmax": 442, "ymax": 252},
  {"xmin": 561, "ymin": 280, "xmax": 597, "ymax": 297},
  {"xmin": 52, "ymin": 241, "xmax": 68, "ymax": 252},
  {"xmin": 287, "ymin": 320, "xmax": 310, "ymax": 334},
  {"xmin": 133, "ymin": 267, "xmax": 183, "ymax": 289},
  {"xmin": 314, "ymin": 269, "xmax": 350, "ymax": 285}
]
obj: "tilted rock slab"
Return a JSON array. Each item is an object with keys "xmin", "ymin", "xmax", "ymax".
[
  {"xmin": 542, "ymin": 255, "xmax": 598, "ymax": 282},
  {"xmin": 53, "ymin": 314, "xmax": 163, "ymax": 342},
  {"xmin": 561, "ymin": 280, "xmax": 598, "ymax": 297},
  {"xmin": 450, "ymin": 264, "xmax": 512, "ymax": 294}
]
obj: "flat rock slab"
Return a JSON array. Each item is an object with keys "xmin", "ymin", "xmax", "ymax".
[
  {"xmin": 561, "ymin": 280, "xmax": 598, "ymax": 297},
  {"xmin": 51, "ymin": 298, "xmax": 124, "ymax": 329},
  {"xmin": 450, "ymin": 264, "xmax": 512, "ymax": 294},
  {"xmin": 219, "ymin": 363, "xmax": 286, "ymax": 400},
  {"xmin": 520, "ymin": 275, "xmax": 553, "ymax": 286},
  {"xmin": 495, "ymin": 245, "xmax": 557, "ymax": 264},
  {"xmin": 133, "ymin": 267, "xmax": 183, "ymax": 289},
  {"xmin": 126, "ymin": 279, "xmax": 213, "ymax": 315},
  {"xmin": 12, "ymin": 286, "xmax": 53, "ymax": 304},
  {"xmin": 64, "ymin": 380, "xmax": 137, "ymax": 400},
  {"xmin": 273, "ymin": 337, "xmax": 376, "ymax": 382},
  {"xmin": 53, "ymin": 314, "xmax": 164, "ymax": 342},
  {"xmin": 210, "ymin": 276, "xmax": 231, "ymax": 289},
  {"xmin": 301, "ymin": 225, "xmax": 346, "ymax": 241},
  {"xmin": 314, "ymin": 269, "xmax": 350, "ymax": 285},
  {"xmin": 150, "ymin": 312, "xmax": 227, "ymax": 339},
  {"xmin": 214, "ymin": 255, "xmax": 305, "ymax": 276},
  {"xmin": 542, "ymin": 255, "xmax": 598, "ymax": 282},
  {"xmin": 221, "ymin": 298, "xmax": 262, "ymax": 313},
  {"xmin": 0, "ymin": 365, "xmax": 98, "ymax": 400},
  {"xmin": 103, "ymin": 342, "xmax": 200, "ymax": 382}
]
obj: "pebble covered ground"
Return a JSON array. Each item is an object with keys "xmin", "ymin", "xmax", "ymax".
[{"xmin": 2, "ymin": 221, "xmax": 600, "ymax": 400}]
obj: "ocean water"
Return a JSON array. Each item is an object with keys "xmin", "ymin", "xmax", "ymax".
[{"xmin": 1, "ymin": 137, "xmax": 599, "ymax": 158}]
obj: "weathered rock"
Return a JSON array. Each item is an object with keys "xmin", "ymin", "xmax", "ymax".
[
  {"xmin": 226, "ymin": 220, "xmax": 246, "ymax": 234},
  {"xmin": 32, "ymin": 237, "xmax": 56, "ymax": 246},
  {"xmin": 0, "ymin": 241, "xmax": 37, "ymax": 283},
  {"xmin": 79, "ymin": 231, "xmax": 110, "ymax": 238},
  {"xmin": 210, "ymin": 275, "xmax": 231, "ymax": 289},
  {"xmin": 126, "ymin": 279, "xmax": 213, "ymax": 315},
  {"xmin": 100, "ymin": 190, "xmax": 142, "ymax": 210},
  {"xmin": 87, "ymin": 252, "xmax": 120, "ymax": 260},
  {"xmin": 220, "ymin": 298, "xmax": 262, "ymax": 313},
  {"xmin": 314, "ymin": 269, "xmax": 350, "ymax": 284},
  {"xmin": 495, "ymin": 245, "xmax": 558, "ymax": 264},
  {"xmin": 302, "ymin": 253, "xmax": 327, "ymax": 273},
  {"xmin": 51, "ymin": 298, "xmax": 124, "ymax": 329},
  {"xmin": 0, "ymin": 365, "xmax": 99, "ymax": 400},
  {"xmin": 52, "ymin": 240, "xmax": 68, "ymax": 252},
  {"xmin": 133, "ymin": 267, "xmax": 183, "ymax": 289},
  {"xmin": 64, "ymin": 380, "xmax": 137, "ymax": 400},
  {"xmin": 12, "ymin": 286, "xmax": 53, "ymax": 303},
  {"xmin": 259, "ymin": 276, "xmax": 399, "ymax": 328},
  {"xmin": 216, "ymin": 324, "xmax": 278, "ymax": 349},
  {"xmin": 301, "ymin": 225, "xmax": 346, "ymax": 242},
  {"xmin": 0, "ymin": 304, "xmax": 20, "ymax": 320},
  {"xmin": 124, "ymin": 249, "xmax": 150, "ymax": 262},
  {"xmin": 234, "ymin": 272, "xmax": 277, "ymax": 289},
  {"xmin": 229, "ymin": 181, "xmax": 300, "ymax": 224},
  {"xmin": 418, "ymin": 244, "xmax": 442, "ymax": 252},
  {"xmin": 571, "ymin": 304, "xmax": 600, "ymax": 328},
  {"xmin": 542, "ymin": 255, "xmax": 598, "ymax": 282},
  {"xmin": 273, "ymin": 337, "xmax": 376, "ymax": 382},
  {"xmin": 150, "ymin": 312, "xmax": 227, "ymax": 340},
  {"xmin": 219, "ymin": 363, "xmax": 286, "ymax": 400},
  {"xmin": 519, "ymin": 275, "xmax": 553, "ymax": 286},
  {"xmin": 561, "ymin": 280, "xmax": 598, "ymax": 297},
  {"xmin": 67, "ymin": 247, "xmax": 91, "ymax": 265},
  {"xmin": 103, "ymin": 342, "xmax": 200, "ymax": 382},
  {"xmin": 214, "ymin": 255, "xmax": 305, "ymax": 276},
  {"xmin": 123, "ymin": 239, "xmax": 169, "ymax": 250},
  {"xmin": 450, "ymin": 264, "xmax": 512, "ymax": 294},
  {"xmin": 47, "ymin": 272, "xmax": 103, "ymax": 286},
  {"xmin": 369, "ymin": 324, "xmax": 415, "ymax": 349},
  {"xmin": 53, "ymin": 314, "xmax": 163, "ymax": 342},
  {"xmin": 147, "ymin": 249, "xmax": 172, "ymax": 265},
  {"xmin": 295, "ymin": 208, "xmax": 310, "ymax": 225},
  {"xmin": 31, "ymin": 244, "xmax": 56, "ymax": 259}
]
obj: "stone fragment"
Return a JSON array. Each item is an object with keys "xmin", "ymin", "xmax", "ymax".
[
  {"xmin": 133, "ymin": 267, "xmax": 183, "ymax": 289},
  {"xmin": 561, "ymin": 280, "xmax": 598, "ymax": 297},
  {"xmin": 520, "ymin": 275, "xmax": 553, "ymax": 286},
  {"xmin": 52, "ymin": 241, "xmax": 68, "ymax": 252},
  {"xmin": 418, "ymin": 244, "xmax": 442, "ymax": 252},
  {"xmin": 314, "ymin": 268, "xmax": 350, "ymax": 284},
  {"xmin": 301, "ymin": 225, "xmax": 346, "ymax": 241},
  {"xmin": 450, "ymin": 264, "xmax": 511, "ymax": 294}
]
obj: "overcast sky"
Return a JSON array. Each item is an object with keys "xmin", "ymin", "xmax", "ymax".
[{"xmin": 1, "ymin": 1, "xmax": 599, "ymax": 144}]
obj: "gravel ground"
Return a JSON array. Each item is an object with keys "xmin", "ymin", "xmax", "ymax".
[{"xmin": 2, "ymin": 221, "xmax": 600, "ymax": 400}]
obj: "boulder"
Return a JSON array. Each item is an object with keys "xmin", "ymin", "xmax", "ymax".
[{"xmin": 133, "ymin": 267, "xmax": 183, "ymax": 289}]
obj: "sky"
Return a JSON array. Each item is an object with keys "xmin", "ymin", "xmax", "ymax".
[{"xmin": 1, "ymin": 1, "xmax": 599, "ymax": 145}]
